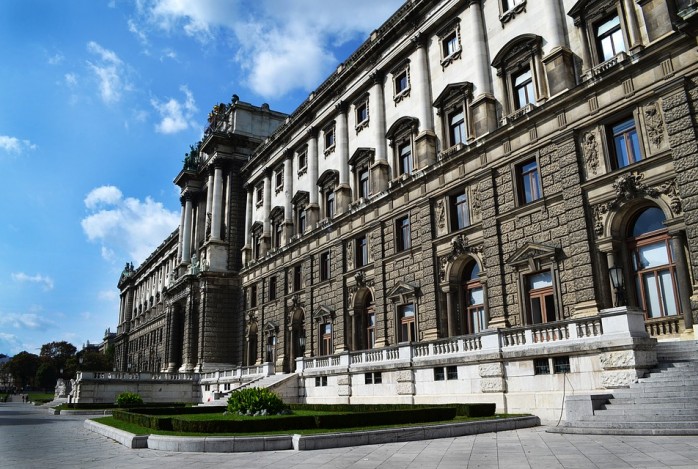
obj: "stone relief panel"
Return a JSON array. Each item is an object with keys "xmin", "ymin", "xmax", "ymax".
[
  {"xmin": 580, "ymin": 129, "xmax": 603, "ymax": 178},
  {"xmin": 435, "ymin": 198, "xmax": 447, "ymax": 237},
  {"xmin": 641, "ymin": 100, "xmax": 668, "ymax": 155},
  {"xmin": 470, "ymin": 182, "xmax": 483, "ymax": 223}
]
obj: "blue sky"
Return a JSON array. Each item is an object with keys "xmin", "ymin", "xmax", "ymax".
[{"xmin": 0, "ymin": 0, "xmax": 403, "ymax": 356}]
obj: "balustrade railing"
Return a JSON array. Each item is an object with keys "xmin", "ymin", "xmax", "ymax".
[{"xmin": 645, "ymin": 315, "xmax": 683, "ymax": 337}]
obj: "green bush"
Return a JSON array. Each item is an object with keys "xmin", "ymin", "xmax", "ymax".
[
  {"xmin": 115, "ymin": 392, "xmax": 144, "ymax": 407},
  {"xmin": 226, "ymin": 387, "xmax": 288, "ymax": 415}
]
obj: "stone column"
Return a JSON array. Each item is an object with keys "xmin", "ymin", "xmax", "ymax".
[
  {"xmin": 307, "ymin": 128, "xmax": 320, "ymax": 228},
  {"xmin": 670, "ymin": 230, "xmax": 693, "ymax": 328},
  {"xmin": 262, "ymin": 171, "xmax": 271, "ymax": 255},
  {"xmin": 578, "ymin": 22, "xmax": 592, "ymax": 73},
  {"xmin": 370, "ymin": 71, "xmax": 390, "ymax": 193},
  {"xmin": 411, "ymin": 35, "xmax": 433, "ymax": 132},
  {"xmin": 283, "ymin": 151, "xmax": 294, "ymax": 244},
  {"xmin": 335, "ymin": 102, "xmax": 351, "ymax": 214},
  {"xmin": 181, "ymin": 196, "xmax": 193, "ymax": 264},
  {"xmin": 468, "ymin": 1, "xmax": 497, "ymax": 138},
  {"xmin": 205, "ymin": 172, "xmax": 213, "ymax": 225},
  {"xmin": 444, "ymin": 285, "xmax": 457, "ymax": 337},
  {"xmin": 623, "ymin": 0, "xmax": 642, "ymax": 52},
  {"xmin": 242, "ymin": 188, "xmax": 253, "ymax": 264},
  {"xmin": 177, "ymin": 200, "xmax": 185, "ymax": 262},
  {"xmin": 210, "ymin": 165, "xmax": 223, "ymax": 241}
]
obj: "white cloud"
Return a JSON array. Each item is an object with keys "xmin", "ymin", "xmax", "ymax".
[
  {"xmin": 151, "ymin": 85, "xmax": 197, "ymax": 134},
  {"xmin": 0, "ymin": 135, "xmax": 37, "ymax": 155},
  {"xmin": 86, "ymin": 41, "xmax": 129, "ymax": 104},
  {"xmin": 84, "ymin": 185, "xmax": 123, "ymax": 209},
  {"xmin": 11, "ymin": 273, "xmax": 54, "ymax": 291},
  {"xmin": 48, "ymin": 52, "xmax": 64, "ymax": 65},
  {"xmin": 98, "ymin": 289, "xmax": 118, "ymax": 301},
  {"xmin": 0, "ymin": 312, "xmax": 54, "ymax": 331},
  {"xmin": 64, "ymin": 73, "xmax": 78, "ymax": 87},
  {"xmin": 134, "ymin": 0, "xmax": 403, "ymax": 99},
  {"xmin": 81, "ymin": 185, "xmax": 180, "ymax": 264}
]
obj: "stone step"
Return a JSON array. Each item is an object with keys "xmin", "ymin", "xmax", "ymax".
[
  {"xmin": 629, "ymin": 379, "xmax": 698, "ymax": 388},
  {"xmin": 611, "ymin": 388, "xmax": 697, "ymax": 398},
  {"xmin": 568, "ymin": 420, "xmax": 698, "ymax": 429},
  {"xmin": 589, "ymin": 413, "xmax": 698, "ymax": 422},
  {"xmin": 548, "ymin": 426, "xmax": 698, "ymax": 436},
  {"xmin": 600, "ymin": 404, "xmax": 698, "ymax": 412},
  {"xmin": 610, "ymin": 397, "xmax": 698, "ymax": 405}
]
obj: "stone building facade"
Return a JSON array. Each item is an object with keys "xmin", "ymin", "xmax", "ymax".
[{"xmin": 114, "ymin": 0, "xmax": 698, "ymax": 418}]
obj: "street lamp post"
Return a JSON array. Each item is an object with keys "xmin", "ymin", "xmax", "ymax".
[{"xmin": 609, "ymin": 264, "xmax": 626, "ymax": 307}]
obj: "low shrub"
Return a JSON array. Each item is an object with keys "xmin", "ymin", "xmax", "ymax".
[
  {"xmin": 115, "ymin": 392, "xmax": 144, "ymax": 407},
  {"xmin": 290, "ymin": 403, "xmax": 495, "ymax": 418},
  {"xmin": 226, "ymin": 387, "xmax": 288, "ymax": 415}
]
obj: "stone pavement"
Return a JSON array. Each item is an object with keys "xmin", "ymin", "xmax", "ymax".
[{"xmin": 2, "ymin": 402, "xmax": 698, "ymax": 469}]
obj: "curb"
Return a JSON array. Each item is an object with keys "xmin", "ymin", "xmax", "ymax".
[{"xmin": 85, "ymin": 415, "xmax": 540, "ymax": 453}]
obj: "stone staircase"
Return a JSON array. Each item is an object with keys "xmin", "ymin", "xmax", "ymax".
[
  {"xmin": 551, "ymin": 340, "xmax": 698, "ymax": 435},
  {"xmin": 199, "ymin": 373, "xmax": 299, "ymax": 406}
]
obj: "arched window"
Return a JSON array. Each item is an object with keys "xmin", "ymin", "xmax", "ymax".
[
  {"xmin": 462, "ymin": 263, "xmax": 486, "ymax": 334},
  {"xmin": 627, "ymin": 207, "xmax": 678, "ymax": 318}
]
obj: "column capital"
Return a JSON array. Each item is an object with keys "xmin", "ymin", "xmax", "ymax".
[
  {"xmin": 410, "ymin": 32, "xmax": 427, "ymax": 49},
  {"xmin": 369, "ymin": 70, "xmax": 384, "ymax": 84},
  {"xmin": 334, "ymin": 100, "xmax": 348, "ymax": 114}
]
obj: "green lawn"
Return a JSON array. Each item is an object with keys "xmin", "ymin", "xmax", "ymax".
[{"xmin": 28, "ymin": 393, "xmax": 54, "ymax": 403}]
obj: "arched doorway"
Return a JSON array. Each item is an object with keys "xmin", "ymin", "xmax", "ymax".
[
  {"xmin": 288, "ymin": 308, "xmax": 305, "ymax": 372},
  {"xmin": 245, "ymin": 321, "xmax": 258, "ymax": 366},
  {"xmin": 352, "ymin": 289, "xmax": 375, "ymax": 350},
  {"xmin": 626, "ymin": 206, "xmax": 678, "ymax": 318}
]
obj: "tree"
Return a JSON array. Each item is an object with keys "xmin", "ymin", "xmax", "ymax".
[
  {"xmin": 35, "ymin": 362, "xmax": 58, "ymax": 391},
  {"xmin": 79, "ymin": 350, "xmax": 112, "ymax": 371},
  {"xmin": 40, "ymin": 341, "xmax": 76, "ymax": 367},
  {"xmin": 4, "ymin": 351, "xmax": 40, "ymax": 390}
]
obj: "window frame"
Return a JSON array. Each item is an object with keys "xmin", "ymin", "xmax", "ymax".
[
  {"xmin": 269, "ymin": 276, "xmax": 277, "ymax": 301},
  {"xmin": 323, "ymin": 124, "xmax": 336, "ymax": 157},
  {"xmin": 449, "ymin": 189, "xmax": 470, "ymax": 232},
  {"xmin": 515, "ymin": 157, "xmax": 543, "ymax": 205},
  {"xmin": 320, "ymin": 321, "xmax": 333, "ymax": 356},
  {"xmin": 606, "ymin": 115, "xmax": 642, "ymax": 170},
  {"xmin": 356, "ymin": 234, "xmax": 369, "ymax": 268},
  {"xmin": 437, "ymin": 19, "xmax": 462, "ymax": 68},
  {"xmin": 397, "ymin": 302, "xmax": 416, "ymax": 343},
  {"xmin": 255, "ymin": 184, "xmax": 264, "ymax": 208},
  {"xmin": 293, "ymin": 264, "xmax": 303, "ymax": 292},
  {"xmin": 491, "ymin": 35, "xmax": 543, "ymax": 121},
  {"xmin": 250, "ymin": 283, "xmax": 258, "ymax": 308},
  {"xmin": 525, "ymin": 270, "xmax": 558, "ymax": 325},
  {"xmin": 396, "ymin": 214, "xmax": 411, "ymax": 252},
  {"xmin": 274, "ymin": 165, "xmax": 284, "ymax": 193},
  {"xmin": 392, "ymin": 61, "xmax": 411, "ymax": 104},
  {"xmin": 354, "ymin": 95, "xmax": 370, "ymax": 133},
  {"xmin": 297, "ymin": 147, "xmax": 308, "ymax": 176},
  {"xmin": 319, "ymin": 251, "xmax": 331, "ymax": 282}
]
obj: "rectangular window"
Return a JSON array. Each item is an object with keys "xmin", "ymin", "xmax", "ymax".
[
  {"xmin": 275, "ymin": 169, "xmax": 283, "ymax": 190},
  {"xmin": 269, "ymin": 276, "xmax": 277, "ymax": 301},
  {"xmin": 358, "ymin": 167, "xmax": 370, "ymax": 199},
  {"xmin": 553, "ymin": 356, "xmax": 571, "ymax": 374},
  {"xmin": 298, "ymin": 150, "xmax": 307, "ymax": 172},
  {"xmin": 526, "ymin": 271, "xmax": 556, "ymax": 325},
  {"xmin": 356, "ymin": 235, "xmax": 368, "ymax": 268},
  {"xmin": 324, "ymin": 128, "xmax": 335, "ymax": 150},
  {"xmin": 255, "ymin": 185, "xmax": 264, "ymax": 206},
  {"xmin": 395, "ymin": 70, "xmax": 409, "ymax": 94},
  {"xmin": 442, "ymin": 31, "xmax": 459, "ymax": 57},
  {"xmin": 610, "ymin": 117, "xmax": 641, "ymax": 169},
  {"xmin": 364, "ymin": 372, "xmax": 382, "ymax": 385},
  {"xmin": 398, "ymin": 303, "xmax": 416, "ymax": 342},
  {"xmin": 293, "ymin": 265, "xmax": 302, "ymax": 291},
  {"xmin": 534, "ymin": 358, "xmax": 550, "ymax": 375},
  {"xmin": 320, "ymin": 251, "xmax": 330, "ymax": 281},
  {"xmin": 516, "ymin": 159, "xmax": 542, "ymax": 204},
  {"xmin": 513, "ymin": 68, "xmax": 535, "ymax": 110},
  {"xmin": 448, "ymin": 108, "xmax": 466, "ymax": 147},
  {"xmin": 396, "ymin": 215, "xmax": 411, "ymax": 252},
  {"xmin": 320, "ymin": 322, "xmax": 333, "ymax": 355},
  {"xmin": 503, "ymin": 0, "xmax": 525, "ymax": 10},
  {"xmin": 450, "ymin": 192, "xmax": 469, "ymax": 231},
  {"xmin": 314, "ymin": 376, "xmax": 328, "ymax": 386},
  {"xmin": 398, "ymin": 142, "xmax": 412, "ymax": 176},
  {"xmin": 297, "ymin": 205, "xmax": 306, "ymax": 235},
  {"xmin": 356, "ymin": 102, "xmax": 368, "ymax": 124},
  {"xmin": 434, "ymin": 367, "xmax": 445, "ymax": 381},
  {"xmin": 446, "ymin": 365, "xmax": 458, "ymax": 380},
  {"xmin": 250, "ymin": 284, "xmax": 257, "ymax": 308},
  {"xmin": 595, "ymin": 14, "xmax": 625, "ymax": 62},
  {"xmin": 325, "ymin": 190, "xmax": 335, "ymax": 219},
  {"xmin": 253, "ymin": 232, "xmax": 262, "ymax": 260},
  {"xmin": 273, "ymin": 220, "xmax": 283, "ymax": 249}
]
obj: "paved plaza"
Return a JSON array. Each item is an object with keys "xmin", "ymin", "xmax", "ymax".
[{"xmin": 2, "ymin": 401, "xmax": 698, "ymax": 468}]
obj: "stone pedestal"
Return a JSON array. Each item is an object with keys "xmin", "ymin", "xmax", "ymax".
[
  {"xmin": 415, "ymin": 131, "xmax": 437, "ymax": 170},
  {"xmin": 470, "ymin": 94, "xmax": 497, "ymax": 138},
  {"xmin": 370, "ymin": 160, "xmax": 390, "ymax": 194},
  {"xmin": 542, "ymin": 47, "xmax": 575, "ymax": 97}
]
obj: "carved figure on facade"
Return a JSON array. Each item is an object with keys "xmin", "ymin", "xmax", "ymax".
[
  {"xmin": 346, "ymin": 240, "xmax": 354, "ymax": 270},
  {"xmin": 581, "ymin": 131, "xmax": 599, "ymax": 176},
  {"xmin": 470, "ymin": 184, "xmax": 482, "ymax": 222},
  {"xmin": 348, "ymin": 272, "xmax": 375, "ymax": 311},
  {"xmin": 438, "ymin": 235, "xmax": 483, "ymax": 281},
  {"xmin": 644, "ymin": 101, "xmax": 665, "ymax": 149},
  {"xmin": 189, "ymin": 253, "xmax": 200, "ymax": 275},
  {"xmin": 205, "ymin": 213, "xmax": 212, "ymax": 239},
  {"xmin": 435, "ymin": 199, "xmax": 446, "ymax": 233}
]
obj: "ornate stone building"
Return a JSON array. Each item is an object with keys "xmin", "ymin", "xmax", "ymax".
[{"xmin": 113, "ymin": 0, "xmax": 698, "ymax": 418}]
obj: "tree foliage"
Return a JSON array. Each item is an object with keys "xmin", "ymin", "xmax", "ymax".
[{"xmin": 4, "ymin": 351, "xmax": 41, "ymax": 389}]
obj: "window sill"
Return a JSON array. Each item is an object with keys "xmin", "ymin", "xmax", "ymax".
[
  {"xmin": 393, "ymin": 87, "xmax": 411, "ymax": 105},
  {"xmin": 355, "ymin": 119, "xmax": 369, "ymax": 134},
  {"xmin": 323, "ymin": 145, "xmax": 336, "ymax": 157},
  {"xmin": 585, "ymin": 52, "xmax": 628, "ymax": 80},
  {"xmin": 501, "ymin": 103, "xmax": 537, "ymax": 126},
  {"xmin": 440, "ymin": 49, "xmax": 461, "ymax": 69},
  {"xmin": 499, "ymin": 0, "xmax": 526, "ymax": 24},
  {"xmin": 297, "ymin": 166, "xmax": 307, "ymax": 177}
]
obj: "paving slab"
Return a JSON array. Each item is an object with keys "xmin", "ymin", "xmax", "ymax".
[{"xmin": 3, "ymin": 402, "xmax": 698, "ymax": 468}]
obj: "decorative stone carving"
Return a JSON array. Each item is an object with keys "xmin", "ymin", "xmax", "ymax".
[
  {"xmin": 480, "ymin": 377, "xmax": 506, "ymax": 393},
  {"xmin": 470, "ymin": 184, "xmax": 482, "ymax": 222},
  {"xmin": 478, "ymin": 363, "xmax": 503, "ymax": 378},
  {"xmin": 500, "ymin": 0, "xmax": 527, "ymax": 24},
  {"xmin": 644, "ymin": 101, "xmax": 665, "ymax": 149},
  {"xmin": 592, "ymin": 204, "xmax": 608, "ymax": 236},
  {"xmin": 609, "ymin": 172, "xmax": 660, "ymax": 209},
  {"xmin": 438, "ymin": 235, "xmax": 483, "ymax": 281},
  {"xmin": 346, "ymin": 240, "xmax": 354, "ymax": 270},
  {"xmin": 435, "ymin": 199, "xmax": 446, "ymax": 234},
  {"xmin": 658, "ymin": 179, "xmax": 682, "ymax": 215},
  {"xmin": 581, "ymin": 131, "xmax": 599, "ymax": 176}
]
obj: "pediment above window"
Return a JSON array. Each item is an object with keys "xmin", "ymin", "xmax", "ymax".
[
  {"xmin": 269, "ymin": 206, "xmax": 284, "ymax": 219},
  {"xmin": 317, "ymin": 169, "xmax": 339, "ymax": 187},
  {"xmin": 264, "ymin": 320, "xmax": 278, "ymax": 333},
  {"xmin": 312, "ymin": 305, "xmax": 335, "ymax": 321},
  {"xmin": 568, "ymin": 0, "xmax": 617, "ymax": 23},
  {"xmin": 491, "ymin": 34, "xmax": 542, "ymax": 70},
  {"xmin": 506, "ymin": 242, "xmax": 558, "ymax": 270},
  {"xmin": 386, "ymin": 281, "xmax": 419, "ymax": 303},
  {"xmin": 349, "ymin": 147, "xmax": 375, "ymax": 166},
  {"xmin": 433, "ymin": 82, "xmax": 473, "ymax": 109},
  {"xmin": 251, "ymin": 221, "xmax": 264, "ymax": 232},
  {"xmin": 386, "ymin": 116, "xmax": 419, "ymax": 141},
  {"xmin": 291, "ymin": 190, "xmax": 309, "ymax": 205}
]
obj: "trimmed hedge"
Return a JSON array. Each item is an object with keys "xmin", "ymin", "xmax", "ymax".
[
  {"xmin": 118, "ymin": 406, "xmax": 457, "ymax": 433},
  {"xmin": 290, "ymin": 403, "xmax": 495, "ymax": 418},
  {"xmin": 66, "ymin": 402, "xmax": 187, "ymax": 410}
]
